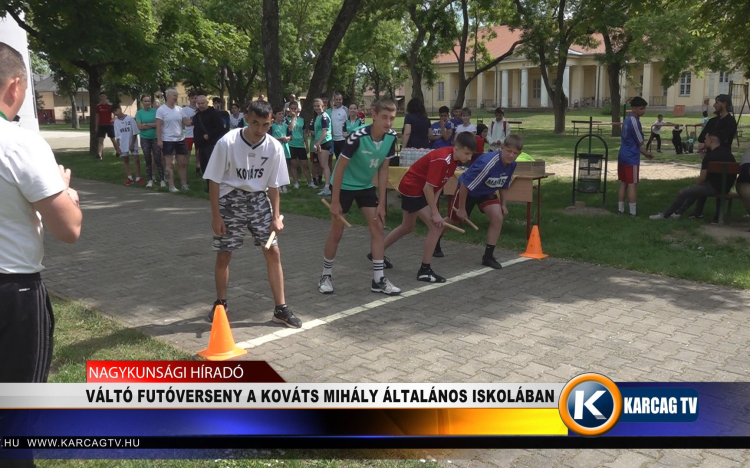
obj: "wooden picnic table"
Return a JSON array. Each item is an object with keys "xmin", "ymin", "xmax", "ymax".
[{"xmin": 571, "ymin": 120, "xmax": 624, "ymax": 135}]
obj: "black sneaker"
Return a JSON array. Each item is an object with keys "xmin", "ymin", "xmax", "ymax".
[
  {"xmin": 367, "ymin": 253, "xmax": 393, "ymax": 269},
  {"xmin": 207, "ymin": 300, "xmax": 228, "ymax": 323},
  {"xmin": 195, "ymin": 167, "xmax": 202, "ymax": 176},
  {"xmin": 433, "ymin": 249, "xmax": 445, "ymax": 258},
  {"xmin": 617, "ymin": 210, "xmax": 624, "ymax": 215},
  {"xmin": 273, "ymin": 305, "xmax": 302, "ymax": 328},
  {"xmin": 482, "ymin": 256, "xmax": 503, "ymax": 269},
  {"xmin": 417, "ymin": 267, "xmax": 446, "ymax": 283}
]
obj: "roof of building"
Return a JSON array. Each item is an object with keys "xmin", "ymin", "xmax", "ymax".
[
  {"xmin": 433, "ymin": 25, "xmax": 606, "ymax": 64},
  {"xmin": 34, "ymin": 76, "xmax": 87, "ymax": 94}
]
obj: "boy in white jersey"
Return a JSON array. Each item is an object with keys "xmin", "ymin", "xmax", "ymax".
[
  {"xmin": 113, "ymin": 104, "xmax": 143, "ymax": 186},
  {"xmin": 203, "ymin": 101, "xmax": 301, "ymax": 328}
]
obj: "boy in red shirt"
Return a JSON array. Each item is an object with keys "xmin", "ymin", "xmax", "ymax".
[{"xmin": 381, "ymin": 132, "xmax": 475, "ymax": 283}]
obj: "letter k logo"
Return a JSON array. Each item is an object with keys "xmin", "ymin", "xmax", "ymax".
[{"xmin": 574, "ymin": 390, "xmax": 606, "ymax": 420}]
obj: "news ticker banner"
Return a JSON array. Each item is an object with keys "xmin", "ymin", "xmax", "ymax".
[{"xmin": 2, "ymin": 361, "xmax": 750, "ymax": 457}]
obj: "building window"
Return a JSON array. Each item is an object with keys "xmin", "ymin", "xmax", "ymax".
[
  {"xmin": 437, "ymin": 82, "xmax": 444, "ymax": 101},
  {"xmin": 679, "ymin": 72, "xmax": 691, "ymax": 97},
  {"xmin": 532, "ymin": 78, "xmax": 541, "ymax": 99},
  {"xmin": 719, "ymin": 72, "xmax": 730, "ymax": 83}
]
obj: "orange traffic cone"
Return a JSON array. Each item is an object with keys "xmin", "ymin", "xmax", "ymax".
[
  {"xmin": 520, "ymin": 226, "xmax": 548, "ymax": 260},
  {"xmin": 198, "ymin": 305, "xmax": 247, "ymax": 361}
]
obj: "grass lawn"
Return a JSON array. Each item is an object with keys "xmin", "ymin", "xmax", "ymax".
[
  {"xmin": 41, "ymin": 123, "xmax": 90, "ymax": 132},
  {"xmin": 41, "ymin": 296, "xmax": 443, "ymax": 466},
  {"xmin": 56, "ymin": 149, "xmax": 750, "ymax": 289}
]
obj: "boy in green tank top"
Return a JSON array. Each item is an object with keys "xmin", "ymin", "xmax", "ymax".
[
  {"xmin": 318, "ymin": 99, "xmax": 401, "ymax": 296},
  {"xmin": 287, "ymin": 101, "xmax": 315, "ymax": 189}
]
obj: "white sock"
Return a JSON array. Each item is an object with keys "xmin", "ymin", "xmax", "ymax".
[
  {"xmin": 127, "ymin": 175, "xmax": 133, "ymax": 180},
  {"xmin": 322, "ymin": 257, "xmax": 334, "ymax": 276},
  {"xmin": 618, "ymin": 202, "xmax": 625, "ymax": 212},
  {"xmin": 629, "ymin": 203, "xmax": 637, "ymax": 215},
  {"xmin": 135, "ymin": 177, "xmax": 141, "ymax": 181},
  {"xmin": 373, "ymin": 260, "xmax": 385, "ymax": 282}
]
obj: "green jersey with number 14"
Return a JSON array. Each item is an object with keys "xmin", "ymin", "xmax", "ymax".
[{"xmin": 334, "ymin": 125, "xmax": 397, "ymax": 191}]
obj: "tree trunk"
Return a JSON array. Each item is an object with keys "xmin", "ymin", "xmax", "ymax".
[
  {"xmin": 262, "ymin": 0, "xmax": 283, "ymax": 109},
  {"xmin": 454, "ymin": 85, "xmax": 466, "ymax": 109},
  {"xmin": 608, "ymin": 63, "xmax": 623, "ymax": 137},
  {"xmin": 302, "ymin": 0, "xmax": 362, "ymax": 123},
  {"xmin": 69, "ymin": 93, "xmax": 79, "ymax": 129},
  {"xmin": 410, "ymin": 68, "xmax": 424, "ymax": 103},
  {"xmin": 87, "ymin": 70, "xmax": 102, "ymax": 156},
  {"xmin": 552, "ymin": 94, "xmax": 566, "ymax": 134}
]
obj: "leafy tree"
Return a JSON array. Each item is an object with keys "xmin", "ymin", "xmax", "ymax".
[
  {"xmin": 511, "ymin": 0, "xmax": 597, "ymax": 133},
  {"xmin": 404, "ymin": 0, "xmax": 457, "ymax": 102},
  {"xmin": 2, "ymin": 0, "xmax": 159, "ymax": 154}
]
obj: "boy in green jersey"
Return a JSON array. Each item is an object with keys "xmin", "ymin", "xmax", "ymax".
[
  {"xmin": 270, "ymin": 107, "xmax": 292, "ymax": 193},
  {"xmin": 319, "ymin": 100, "xmax": 401, "ymax": 296}
]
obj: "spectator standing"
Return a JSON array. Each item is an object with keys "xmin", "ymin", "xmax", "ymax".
[
  {"xmin": 113, "ymin": 104, "xmax": 143, "ymax": 185},
  {"xmin": 487, "ymin": 107, "xmax": 510, "ymax": 150},
  {"xmin": 156, "ymin": 88, "xmax": 191, "ymax": 192},
  {"xmin": 402, "ymin": 98, "xmax": 432, "ymax": 165},
  {"xmin": 0, "ymin": 42, "xmax": 82, "ymax": 383},
  {"xmin": 193, "ymin": 95, "xmax": 229, "ymax": 189},
  {"xmin": 182, "ymin": 91, "xmax": 198, "ymax": 175},
  {"xmin": 330, "ymin": 92, "xmax": 348, "ymax": 164},
  {"xmin": 213, "ymin": 97, "xmax": 231, "ymax": 132},
  {"xmin": 616, "ymin": 97, "xmax": 653, "ymax": 216},
  {"xmin": 136, "ymin": 95, "xmax": 164, "ymax": 188},
  {"xmin": 455, "ymin": 107, "xmax": 477, "ymax": 135},
  {"xmin": 95, "ymin": 92, "xmax": 119, "ymax": 160},
  {"xmin": 229, "ymin": 103, "xmax": 244, "ymax": 130}
]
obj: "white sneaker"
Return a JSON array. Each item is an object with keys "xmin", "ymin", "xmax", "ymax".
[
  {"xmin": 671, "ymin": 214, "xmax": 681, "ymax": 219},
  {"xmin": 293, "ymin": 182, "xmax": 300, "ymax": 189},
  {"xmin": 308, "ymin": 182, "xmax": 317, "ymax": 189},
  {"xmin": 371, "ymin": 277, "xmax": 401, "ymax": 296},
  {"xmin": 280, "ymin": 186, "xmax": 288, "ymax": 193},
  {"xmin": 649, "ymin": 213, "xmax": 666, "ymax": 220},
  {"xmin": 146, "ymin": 180, "xmax": 153, "ymax": 188},
  {"xmin": 160, "ymin": 180, "xmax": 167, "ymax": 188},
  {"xmin": 318, "ymin": 187, "xmax": 331, "ymax": 196},
  {"xmin": 318, "ymin": 275, "xmax": 334, "ymax": 294},
  {"xmin": 181, "ymin": 184, "xmax": 190, "ymax": 191},
  {"xmin": 169, "ymin": 186, "xmax": 179, "ymax": 193}
]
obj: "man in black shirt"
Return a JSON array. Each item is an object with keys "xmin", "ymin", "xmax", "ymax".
[
  {"xmin": 650, "ymin": 131, "xmax": 736, "ymax": 220},
  {"xmin": 698, "ymin": 94, "xmax": 737, "ymax": 154},
  {"xmin": 193, "ymin": 94, "xmax": 228, "ymax": 184}
]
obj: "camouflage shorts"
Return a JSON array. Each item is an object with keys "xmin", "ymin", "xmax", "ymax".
[{"xmin": 212, "ymin": 189, "xmax": 276, "ymax": 251}]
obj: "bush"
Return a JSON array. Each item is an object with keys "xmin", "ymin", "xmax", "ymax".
[
  {"xmin": 62, "ymin": 107, "xmax": 72, "ymax": 123},
  {"xmin": 601, "ymin": 105, "xmax": 612, "ymax": 116}
]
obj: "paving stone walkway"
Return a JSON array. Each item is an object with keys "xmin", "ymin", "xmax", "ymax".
[{"xmin": 43, "ymin": 178, "xmax": 750, "ymax": 467}]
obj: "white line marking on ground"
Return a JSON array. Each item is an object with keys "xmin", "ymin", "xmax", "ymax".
[{"xmin": 236, "ymin": 257, "xmax": 534, "ymax": 350}]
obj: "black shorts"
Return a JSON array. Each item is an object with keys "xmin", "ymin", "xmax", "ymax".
[
  {"xmin": 163, "ymin": 140, "xmax": 189, "ymax": 156},
  {"xmin": 290, "ymin": 147, "xmax": 308, "ymax": 160},
  {"xmin": 401, "ymin": 194, "xmax": 429, "ymax": 213},
  {"xmin": 319, "ymin": 141, "xmax": 333, "ymax": 152},
  {"xmin": 340, "ymin": 187, "xmax": 378, "ymax": 214},
  {"xmin": 333, "ymin": 140, "xmax": 346, "ymax": 157},
  {"xmin": 0, "ymin": 273, "xmax": 55, "ymax": 383},
  {"xmin": 97, "ymin": 124, "xmax": 115, "ymax": 138}
]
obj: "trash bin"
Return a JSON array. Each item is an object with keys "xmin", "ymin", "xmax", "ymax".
[
  {"xmin": 673, "ymin": 105, "xmax": 686, "ymax": 117},
  {"xmin": 577, "ymin": 154, "xmax": 603, "ymax": 193}
]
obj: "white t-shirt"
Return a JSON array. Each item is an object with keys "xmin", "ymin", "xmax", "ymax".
[
  {"xmin": 203, "ymin": 128, "xmax": 290, "ymax": 198},
  {"xmin": 156, "ymin": 104, "xmax": 184, "ymax": 142},
  {"xmin": 488, "ymin": 118, "xmax": 510, "ymax": 146},
  {"xmin": 0, "ymin": 118, "xmax": 66, "ymax": 273},
  {"xmin": 229, "ymin": 113, "xmax": 243, "ymax": 129},
  {"xmin": 652, "ymin": 119, "xmax": 667, "ymax": 135},
  {"xmin": 455, "ymin": 123, "xmax": 477, "ymax": 135},
  {"xmin": 182, "ymin": 106, "xmax": 196, "ymax": 138},
  {"xmin": 113, "ymin": 115, "xmax": 140, "ymax": 154},
  {"xmin": 330, "ymin": 107, "xmax": 348, "ymax": 141}
]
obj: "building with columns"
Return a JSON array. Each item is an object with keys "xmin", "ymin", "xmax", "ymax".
[{"xmin": 410, "ymin": 26, "xmax": 747, "ymax": 114}]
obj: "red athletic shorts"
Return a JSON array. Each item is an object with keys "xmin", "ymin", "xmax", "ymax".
[
  {"xmin": 618, "ymin": 164, "xmax": 639, "ymax": 184},
  {"xmin": 185, "ymin": 137, "xmax": 194, "ymax": 153}
]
